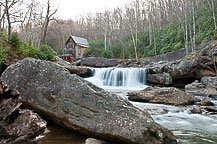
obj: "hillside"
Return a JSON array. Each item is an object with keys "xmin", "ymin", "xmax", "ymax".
[{"xmin": 86, "ymin": 1, "xmax": 217, "ymax": 59}]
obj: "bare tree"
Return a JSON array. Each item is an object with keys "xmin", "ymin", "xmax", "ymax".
[
  {"xmin": 40, "ymin": 0, "xmax": 57, "ymax": 44},
  {"xmin": 1, "ymin": 0, "xmax": 20, "ymax": 40}
]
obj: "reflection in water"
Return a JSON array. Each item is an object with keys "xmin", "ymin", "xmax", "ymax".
[{"xmin": 37, "ymin": 124, "xmax": 87, "ymax": 144}]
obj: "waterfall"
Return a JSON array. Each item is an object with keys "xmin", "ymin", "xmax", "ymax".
[{"xmin": 85, "ymin": 68, "xmax": 147, "ymax": 90}]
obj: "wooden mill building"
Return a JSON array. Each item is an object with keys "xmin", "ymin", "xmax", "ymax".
[{"xmin": 64, "ymin": 35, "xmax": 88, "ymax": 60}]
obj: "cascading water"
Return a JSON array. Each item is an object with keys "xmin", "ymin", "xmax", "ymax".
[
  {"xmin": 85, "ymin": 67, "xmax": 217, "ymax": 144},
  {"xmin": 86, "ymin": 68, "xmax": 147, "ymax": 90}
]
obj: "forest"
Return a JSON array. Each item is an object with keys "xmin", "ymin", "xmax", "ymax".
[{"xmin": 0, "ymin": 0, "xmax": 217, "ymax": 62}]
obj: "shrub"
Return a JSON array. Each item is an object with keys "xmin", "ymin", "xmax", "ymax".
[
  {"xmin": 0, "ymin": 32, "xmax": 8, "ymax": 63},
  {"xmin": 38, "ymin": 45, "xmax": 57, "ymax": 60},
  {"xmin": 9, "ymin": 32, "xmax": 21, "ymax": 49}
]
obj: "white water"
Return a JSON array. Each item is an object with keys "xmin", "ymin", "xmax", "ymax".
[
  {"xmin": 85, "ymin": 68, "xmax": 217, "ymax": 144},
  {"xmin": 86, "ymin": 68, "xmax": 147, "ymax": 90}
]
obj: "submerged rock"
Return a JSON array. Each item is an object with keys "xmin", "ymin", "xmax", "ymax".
[
  {"xmin": 0, "ymin": 80, "xmax": 46, "ymax": 144},
  {"xmin": 128, "ymin": 86, "xmax": 200, "ymax": 106},
  {"xmin": 1, "ymin": 58, "xmax": 177, "ymax": 144}
]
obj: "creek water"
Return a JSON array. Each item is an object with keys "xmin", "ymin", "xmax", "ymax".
[{"xmin": 38, "ymin": 68, "xmax": 217, "ymax": 144}]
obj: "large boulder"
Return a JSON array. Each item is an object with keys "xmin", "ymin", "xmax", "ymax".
[
  {"xmin": 1, "ymin": 58, "xmax": 177, "ymax": 144},
  {"xmin": 0, "ymin": 80, "xmax": 46, "ymax": 144},
  {"xmin": 169, "ymin": 60, "xmax": 194, "ymax": 78},
  {"xmin": 54, "ymin": 56, "xmax": 91, "ymax": 77},
  {"xmin": 146, "ymin": 73, "xmax": 173, "ymax": 85},
  {"xmin": 192, "ymin": 41, "xmax": 217, "ymax": 79},
  {"xmin": 81, "ymin": 57, "xmax": 119, "ymax": 67},
  {"xmin": 145, "ymin": 41, "xmax": 217, "ymax": 86},
  {"xmin": 128, "ymin": 86, "xmax": 200, "ymax": 106},
  {"xmin": 65, "ymin": 65, "xmax": 92, "ymax": 77}
]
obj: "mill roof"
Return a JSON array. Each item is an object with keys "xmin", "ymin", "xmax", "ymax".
[{"xmin": 68, "ymin": 35, "xmax": 88, "ymax": 46}]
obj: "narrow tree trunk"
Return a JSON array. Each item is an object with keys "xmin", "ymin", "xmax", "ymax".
[
  {"xmin": 185, "ymin": 2, "xmax": 189, "ymax": 55},
  {"xmin": 129, "ymin": 24, "xmax": 138, "ymax": 60},
  {"xmin": 211, "ymin": 0, "xmax": 217, "ymax": 30},
  {"xmin": 5, "ymin": 1, "xmax": 11, "ymax": 40},
  {"xmin": 131, "ymin": 34, "xmax": 138, "ymax": 60},
  {"xmin": 148, "ymin": 13, "xmax": 152, "ymax": 45},
  {"xmin": 185, "ymin": 17, "xmax": 189, "ymax": 55},
  {"xmin": 189, "ymin": 22, "xmax": 193, "ymax": 53},
  {"xmin": 153, "ymin": 32, "xmax": 157, "ymax": 56},
  {"xmin": 104, "ymin": 29, "xmax": 107, "ymax": 50},
  {"xmin": 192, "ymin": 0, "xmax": 196, "ymax": 54}
]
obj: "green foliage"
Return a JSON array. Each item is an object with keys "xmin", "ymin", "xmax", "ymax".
[
  {"xmin": 102, "ymin": 49, "xmax": 112, "ymax": 58},
  {"xmin": 38, "ymin": 45, "xmax": 57, "ymax": 60},
  {"xmin": 84, "ymin": 40, "xmax": 106, "ymax": 58},
  {"xmin": 87, "ymin": 2, "xmax": 217, "ymax": 59},
  {"xmin": 9, "ymin": 32, "xmax": 21, "ymax": 49},
  {"xmin": 16, "ymin": 42, "xmax": 56, "ymax": 61},
  {"xmin": 0, "ymin": 32, "xmax": 8, "ymax": 63}
]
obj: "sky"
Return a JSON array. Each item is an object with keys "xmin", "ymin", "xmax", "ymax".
[{"xmin": 55, "ymin": 0, "xmax": 134, "ymax": 19}]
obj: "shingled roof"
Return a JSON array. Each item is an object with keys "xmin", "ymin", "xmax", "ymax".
[{"xmin": 68, "ymin": 35, "xmax": 88, "ymax": 46}]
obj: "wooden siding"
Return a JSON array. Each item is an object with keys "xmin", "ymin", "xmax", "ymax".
[{"xmin": 65, "ymin": 37, "xmax": 87, "ymax": 59}]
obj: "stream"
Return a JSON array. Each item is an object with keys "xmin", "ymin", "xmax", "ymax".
[{"xmin": 38, "ymin": 68, "xmax": 217, "ymax": 144}]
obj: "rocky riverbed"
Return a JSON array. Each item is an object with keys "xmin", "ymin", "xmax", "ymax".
[{"xmin": 1, "ymin": 58, "xmax": 177, "ymax": 144}]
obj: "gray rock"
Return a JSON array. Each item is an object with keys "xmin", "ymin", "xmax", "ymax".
[
  {"xmin": 147, "ymin": 73, "xmax": 173, "ymax": 85},
  {"xmin": 54, "ymin": 56, "xmax": 91, "ymax": 77},
  {"xmin": 185, "ymin": 80, "xmax": 207, "ymax": 94},
  {"xmin": 185, "ymin": 77, "xmax": 217, "ymax": 97},
  {"xmin": 128, "ymin": 86, "xmax": 200, "ymax": 106},
  {"xmin": 201, "ymin": 106, "xmax": 217, "ymax": 113},
  {"xmin": 85, "ymin": 138, "xmax": 112, "ymax": 144},
  {"xmin": 54, "ymin": 56, "xmax": 73, "ymax": 67},
  {"xmin": 201, "ymin": 76, "xmax": 217, "ymax": 88},
  {"xmin": 81, "ymin": 57, "xmax": 119, "ymax": 68},
  {"xmin": 191, "ymin": 106, "xmax": 202, "ymax": 114},
  {"xmin": 1, "ymin": 58, "xmax": 177, "ymax": 144},
  {"xmin": 200, "ymin": 98, "xmax": 214, "ymax": 106},
  {"xmin": 146, "ymin": 61, "xmax": 174, "ymax": 74},
  {"xmin": 170, "ymin": 60, "xmax": 194, "ymax": 79},
  {"xmin": 65, "ymin": 65, "xmax": 92, "ymax": 77},
  {"xmin": 144, "ymin": 41, "xmax": 217, "ymax": 86}
]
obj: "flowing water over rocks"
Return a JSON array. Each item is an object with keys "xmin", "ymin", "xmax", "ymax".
[
  {"xmin": 1, "ymin": 58, "xmax": 176, "ymax": 144},
  {"xmin": 86, "ymin": 68, "xmax": 147, "ymax": 90},
  {"xmin": 85, "ymin": 68, "xmax": 217, "ymax": 144}
]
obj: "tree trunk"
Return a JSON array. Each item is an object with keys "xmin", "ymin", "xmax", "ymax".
[
  {"xmin": 185, "ymin": 1, "xmax": 189, "ymax": 55},
  {"xmin": 192, "ymin": 0, "xmax": 196, "ymax": 54},
  {"xmin": 5, "ymin": 0, "xmax": 11, "ymax": 40},
  {"xmin": 40, "ymin": 0, "xmax": 57, "ymax": 44},
  {"xmin": 148, "ymin": 12, "xmax": 152, "ymax": 45},
  {"xmin": 104, "ymin": 29, "xmax": 107, "ymax": 50},
  {"xmin": 211, "ymin": 0, "xmax": 217, "ymax": 30}
]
